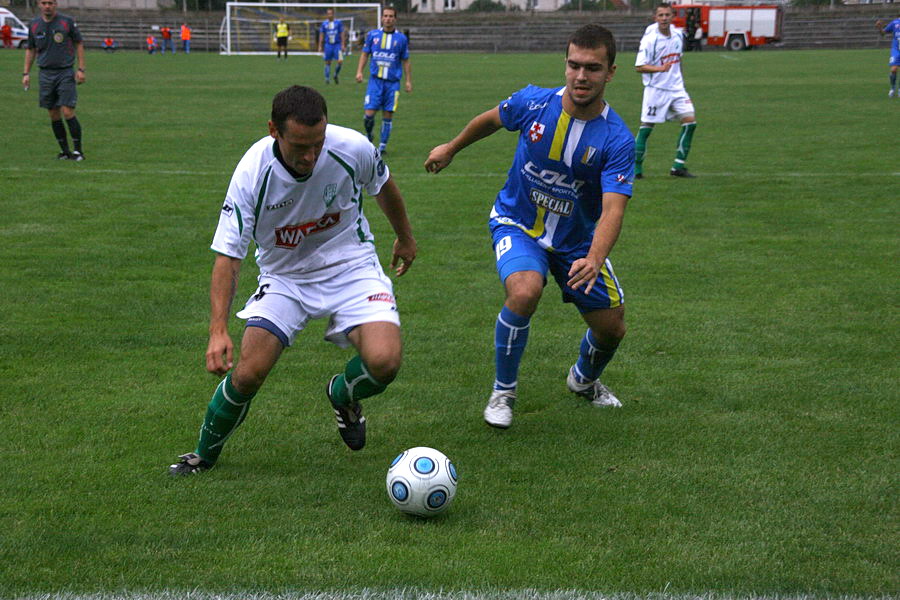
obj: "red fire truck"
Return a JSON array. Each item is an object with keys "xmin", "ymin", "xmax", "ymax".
[{"xmin": 672, "ymin": 4, "xmax": 784, "ymax": 50}]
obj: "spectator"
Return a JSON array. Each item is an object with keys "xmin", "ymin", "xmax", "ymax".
[
  {"xmin": 180, "ymin": 22, "xmax": 191, "ymax": 54},
  {"xmin": 147, "ymin": 34, "xmax": 158, "ymax": 54},
  {"xmin": 1, "ymin": 22, "xmax": 13, "ymax": 49},
  {"xmin": 160, "ymin": 25, "xmax": 175, "ymax": 54},
  {"xmin": 102, "ymin": 37, "xmax": 118, "ymax": 52}
]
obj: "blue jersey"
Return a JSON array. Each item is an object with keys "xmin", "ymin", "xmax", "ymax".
[
  {"xmin": 492, "ymin": 85, "xmax": 635, "ymax": 255},
  {"xmin": 884, "ymin": 18, "xmax": 900, "ymax": 54},
  {"xmin": 363, "ymin": 28, "xmax": 409, "ymax": 82},
  {"xmin": 320, "ymin": 19, "xmax": 343, "ymax": 47}
]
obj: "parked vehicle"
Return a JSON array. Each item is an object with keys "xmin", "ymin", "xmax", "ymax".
[
  {"xmin": 673, "ymin": 4, "xmax": 784, "ymax": 50},
  {"xmin": 0, "ymin": 7, "xmax": 29, "ymax": 49}
]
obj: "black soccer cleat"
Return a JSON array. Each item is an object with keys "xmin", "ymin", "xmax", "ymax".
[
  {"xmin": 333, "ymin": 74, "xmax": 339, "ymax": 84},
  {"xmin": 57, "ymin": 151, "xmax": 71, "ymax": 160},
  {"xmin": 670, "ymin": 168, "xmax": 696, "ymax": 178},
  {"xmin": 168, "ymin": 452, "xmax": 213, "ymax": 476},
  {"xmin": 70, "ymin": 151, "xmax": 85, "ymax": 162},
  {"xmin": 327, "ymin": 375, "xmax": 366, "ymax": 451},
  {"xmin": 634, "ymin": 173, "xmax": 643, "ymax": 180}
]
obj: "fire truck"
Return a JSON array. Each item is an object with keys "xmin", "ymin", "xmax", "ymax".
[{"xmin": 672, "ymin": 4, "xmax": 784, "ymax": 50}]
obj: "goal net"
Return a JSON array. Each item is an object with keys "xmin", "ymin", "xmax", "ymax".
[{"xmin": 220, "ymin": 2, "xmax": 381, "ymax": 56}]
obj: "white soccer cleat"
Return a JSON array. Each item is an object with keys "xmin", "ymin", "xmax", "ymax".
[
  {"xmin": 567, "ymin": 366, "xmax": 622, "ymax": 408},
  {"xmin": 484, "ymin": 389, "xmax": 516, "ymax": 429},
  {"xmin": 890, "ymin": 89, "xmax": 897, "ymax": 98}
]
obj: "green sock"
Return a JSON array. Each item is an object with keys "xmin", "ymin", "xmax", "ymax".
[
  {"xmin": 634, "ymin": 126, "xmax": 652, "ymax": 175},
  {"xmin": 196, "ymin": 373, "xmax": 255, "ymax": 464},
  {"xmin": 330, "ymin": 355, "xmax": 387, "ymax": 406},
  {"xmin": 673, "ymin": 122, "xmax": 697, "ymax": 171}
]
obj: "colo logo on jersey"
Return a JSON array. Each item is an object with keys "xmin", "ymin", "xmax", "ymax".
[
  {"xmin": 274, "ymin": 212, "xmax": 341, "ymax": 248},
  {"xmin": 523, "ymin": 161, "xmax": 585, "ymax": 193},
  {"xmin": 323, "ymin": 184, "xmax": 337, "ymax": 207},
  {"xmin": 528, "ymin": 122, "xmax": 545, "ymax": 143},
  {"xmin": 530, "ymin": 189, "xmax": 573, "ymax": 217}
]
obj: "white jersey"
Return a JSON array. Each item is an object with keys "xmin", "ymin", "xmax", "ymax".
[
  {"xmin": 211, "ymin": 124, "xmax": 389, "ymax": 282},
  {"xmin": 635, "ymin": 24, "xmax": 686, "ymax": 92}
]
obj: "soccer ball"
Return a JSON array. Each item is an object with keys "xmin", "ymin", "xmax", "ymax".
[{"xmin": 386, "ymin": 446, "xmax": 458, "ymax": 517}]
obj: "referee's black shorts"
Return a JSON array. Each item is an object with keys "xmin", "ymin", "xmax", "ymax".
[{"xmin": 39, "ymin": 67, "xmax": 77, "ymax": 109}]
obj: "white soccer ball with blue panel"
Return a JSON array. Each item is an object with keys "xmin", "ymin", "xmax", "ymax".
[{"xmin": 386, "ymin": 446, "xmax": 457, "ymax": 517}]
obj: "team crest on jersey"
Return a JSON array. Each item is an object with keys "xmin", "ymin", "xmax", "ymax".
[
  {"xmin": 581, "ymin": 146, "xmax": 598, "ymax": 166},
  {"xmin": 274, "ymin": 212, "xmax": 340, "ymax": 248},
  {"xmin": 221, "ymin": 203, "xmax": 234, "ymax": 216},
  {"xmin": 323, "ymin": 184, "xmax": 337, "ymax": 207},
  {"xmin": 528, "ymin": 122, "xmax": 545, "ymax": 143},
  {"xmin": 53, "ymin": 31, "xmax": 64, "ymax": 43}
]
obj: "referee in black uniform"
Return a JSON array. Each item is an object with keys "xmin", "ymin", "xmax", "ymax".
[{"xmin": 22, "ymin": 0, "xmax": 86, "ymax": 161}]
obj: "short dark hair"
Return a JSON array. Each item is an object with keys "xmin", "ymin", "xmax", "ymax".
[
  {"xmin": 566, "ymin": 23, "xmax": 617, "ymax": 66},
  {"xmin": 271, "ymin": 85, "xmax": 328, "ymax": 132},
  {"xmin": 656, "ymin": 2, "xmax": 673, "ymax": 12},
  {"xmin": 383, "ymin": 5, "xmax": 397, "ymax": 16}
]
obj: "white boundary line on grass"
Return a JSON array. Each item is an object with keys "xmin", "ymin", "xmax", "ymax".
[
  {"xmin": 10, "ymin": 591, "xmax": 894, "ymax": 600},
  {"xmin": 1, "ymin": 166, "xmax": 899, "ymax": 178}
]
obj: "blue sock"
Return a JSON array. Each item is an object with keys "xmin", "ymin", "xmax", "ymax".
[
  {"xmin": 379, "ymin": 118, "xmax": 393, "ymax": 147},
  {"xmin": 363, "ymin": 115, "xmax": 375, "ymax": 141},
  {"xmin": 572, "ymin": 329, "xmax": 618, "ymax": 384},
  {"xmin": 335, "ymin": 63, "xmax": 342, "ymax": 77},
  {"xmin": 494, "ymin": 306, "xmax": 530, "ymax": 392},
  {"xmin": 892, "ymin": 72, "xmax": 897, "ymax": 91},
  {"xmin": 325, "ymin": 64, "xmax": 331, "ymax": 80}
]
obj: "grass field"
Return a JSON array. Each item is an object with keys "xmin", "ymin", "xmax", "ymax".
[{"xmin": 0, "ymin": 46, "xmax": 897, "ymax": 599}]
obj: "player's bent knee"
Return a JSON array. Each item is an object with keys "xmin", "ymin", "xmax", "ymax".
[
  {"xmin": 363, "ymin": 351, "xmax": 401, "ymax": 384},
  {"xmin": 230, "ymin": 367, "xmax": 267, "ymax": 396}
]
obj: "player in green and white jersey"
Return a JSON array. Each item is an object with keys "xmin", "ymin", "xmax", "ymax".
[{"xmin": 169, "ymin": 85, "xmax": 417, "ymax": 475}]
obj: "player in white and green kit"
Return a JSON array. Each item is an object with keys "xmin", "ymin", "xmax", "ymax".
[
  {"xmin": 169, "ymin": 86, "xmax": 417, "ymax": 475},
  {"xmin": 634, "ymin": 2, "xmax": 698, "ymax": 178}
]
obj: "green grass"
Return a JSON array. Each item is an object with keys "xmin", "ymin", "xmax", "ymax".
[{"xmin": 0, "ymin": 48, "xmax": 897, "ymax": 598}]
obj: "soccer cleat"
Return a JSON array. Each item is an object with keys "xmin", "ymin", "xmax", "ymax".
[
  {"xmin": 57, "ymin": 151, "xmax": 70, "ymax": 160},
  {"xmin": 634, "ymin": 173, "xmax": 643, "ymax": 180},
  {"xmin": 325, "ymin": 79, "xmax": 330, "ymax": 84},
  {"xmin": 670, "ymin": 168, "xmax": 696, "ymax": 178},
  {"xmin": 567, "ymin": 366, "xmax": 622, "ymax": 408},
  {"xmin": 890, "ymin": 89, "xmax": 896, "ymax": 98},
  {"xmin": 327, "ymin": 375, "xmax": 366, "ymax": 450},
  {"xmin": 168, "ymin": 452, "xmax": 213, "ymax": 476},
  {"xmin": 333, "ymin": 74, "xmax": 339, "ymax": 84},
  {"xmin": 483, "ymin": 389, "xmax": 515, "ymax": 429},
  {"xmin": 70, "ymin": 151, "xmax": 84, "ymax": 162}
]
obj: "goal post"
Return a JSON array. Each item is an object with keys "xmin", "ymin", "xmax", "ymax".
[{"xmin": 220, "ymin": 2, "xmax": 381, "ymax": 56}]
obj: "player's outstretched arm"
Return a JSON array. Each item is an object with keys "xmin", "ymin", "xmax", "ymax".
[
  {"xmin": 424, "ymin": 107, "xmax": 503, "ymax": 174},
  {"xmin": 567, "ymin": 192, "xmax": 628, "ymax": 294},
  {"xmin": 375, "ymin": 176, "xmax": 417, "ymax": 276},
  {"xmin": 206, "ymin": 253, "xmax": 242, "ymax": 375}
]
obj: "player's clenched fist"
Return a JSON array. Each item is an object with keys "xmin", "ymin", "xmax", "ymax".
[{"xmin": 424, "ymin": 143, "xmax": 454, "ymax": 173}]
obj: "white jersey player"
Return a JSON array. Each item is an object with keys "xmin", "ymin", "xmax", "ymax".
[
  {"xmin": 169, "ymin": 85, "xmax": 417, "ymax": 476},
  {"xmin": 634, "ymin": 2, "xmax": 699, "ymax": 178}
]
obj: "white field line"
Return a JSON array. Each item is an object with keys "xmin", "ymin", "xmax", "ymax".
[
  {"xmin": 1, "ymin": 166, "xmax": 899, "ymax": 178},
  {"xmin": 10, "ymin": 590, "xmax": 894, "ymax": 600}
]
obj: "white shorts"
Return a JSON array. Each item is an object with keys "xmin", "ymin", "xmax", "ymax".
[
  {"xmin": 235, "ymin": 258, "xmax": 399, "ymax": 348},
  {"xmin": 641, "ymin": 87, "xmax": 695, "ymax": 123}
]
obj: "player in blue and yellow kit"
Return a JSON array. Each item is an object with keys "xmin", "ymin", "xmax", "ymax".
[
  {"xmin": 876, "ymin": 16, "xmax": 900, "ymax": 97},
  {"xmin": 425, "ymin": 24, "xmax": 634, "ymax": 429},
  {"xmin": 355, "ymin": 7, "xmax": 411, "ymax": 155},
  {"xmin": 318, "ymin": 8, "xmax": 344, "ymax": 83}
]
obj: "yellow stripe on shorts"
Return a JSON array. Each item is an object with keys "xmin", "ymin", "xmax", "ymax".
[{"xmin": 599, "ymin": 260, "xmax": 622, "ymax": 307}]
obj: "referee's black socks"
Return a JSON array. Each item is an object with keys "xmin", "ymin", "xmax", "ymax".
[
  {"xmin": 51, "ymin": 119, "xmax": 70, "ymax": 153},
  {"xmin": 66, "ymin": 117, "xmax": 83, "ymax": 153}
]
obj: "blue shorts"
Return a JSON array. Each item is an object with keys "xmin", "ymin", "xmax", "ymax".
[
  {"xmin": 323, "ymin": 44, "xmax": 342, "ymax": 61},
  {"xmin": 890, "ymin": 51, "xmax": 900, "ymax": 67},
  {"xmin": 364, "ymin": 77, "xmax": 400, "ymax": 112},
  {"xmin": 490, "ymin": 223, "xmax": 624, "ymax": 313}
]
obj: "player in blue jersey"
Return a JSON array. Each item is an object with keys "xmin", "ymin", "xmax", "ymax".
[
  {"xmin": 425, "ymin": 24, "xmax": 634, "ymax": 429},
  {"xmin": 876, "ymin": 16, "xmax": 900, "ymax": 97},
  {"xmin": 318, "ymin": 8, "xmax": 345, "ymax": 84},
  {"xmin": 355, "ymin": 7, "xmax": 411, "ymax": 155}
]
